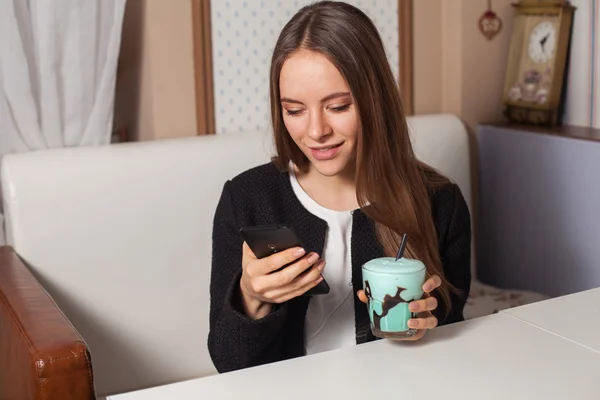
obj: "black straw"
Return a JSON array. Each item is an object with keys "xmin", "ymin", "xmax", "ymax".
[{"xmin": 395, "ymin": 233, "xmax": 408, "ymax": 261}]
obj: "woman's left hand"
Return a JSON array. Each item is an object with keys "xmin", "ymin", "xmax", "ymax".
[{"xmin": 357, "ymin": 275, "xmax": 442, "ymax": 341}]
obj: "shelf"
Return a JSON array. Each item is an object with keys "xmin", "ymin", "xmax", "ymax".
[{"xmin": 481, "ymin": 121, "xmax": 600, "ymax": 143}]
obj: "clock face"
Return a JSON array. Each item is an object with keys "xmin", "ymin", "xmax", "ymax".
[{"xmin": 528, "ymin": 21, "xmax": 556, "ymax": 64}]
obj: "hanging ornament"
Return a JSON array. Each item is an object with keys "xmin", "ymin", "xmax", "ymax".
[{"xmin": 479, "ymin": 0, "xmax": 503, "ymax": 40}]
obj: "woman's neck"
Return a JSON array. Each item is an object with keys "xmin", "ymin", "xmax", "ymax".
[{"xmin": 294, "ymin": 164, "xmax": 359, "ymax": 212}]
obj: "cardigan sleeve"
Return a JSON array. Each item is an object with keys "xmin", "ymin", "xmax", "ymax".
[
  {"xmin": 207, "ymin": 181, "xmax": 289, "ymax": 373},
  {"xmin": 437, "ymin": 184, "xmax": 472, "ymax": 325}
]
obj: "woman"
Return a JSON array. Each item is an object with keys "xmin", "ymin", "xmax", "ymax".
[{"xmin": 208, "ymin": 1, "xmax": 471, "ymax": 373}]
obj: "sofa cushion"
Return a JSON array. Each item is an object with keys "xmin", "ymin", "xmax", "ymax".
[{"xmin": 464, "ymin": 281, "xmax": 550, "ymax": 320}]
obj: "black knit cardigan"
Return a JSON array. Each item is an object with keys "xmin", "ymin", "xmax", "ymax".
[{"xmin": 208, "ymin": 162, "xmax": 471, "ymax": 373}]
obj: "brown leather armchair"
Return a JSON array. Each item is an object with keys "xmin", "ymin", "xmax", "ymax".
[{"xmin": 0, "ymin": 247, "xmax": 95, "ymax": 400}]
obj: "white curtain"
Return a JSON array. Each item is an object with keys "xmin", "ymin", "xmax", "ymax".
[
  {"xmin": 0, "ymin": 0, "xmax": 127, "ymax": 245},
  {"xmin": 0, "ymin": 0, "xmax": 126, "ymax": 152}
]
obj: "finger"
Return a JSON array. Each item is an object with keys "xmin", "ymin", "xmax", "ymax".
[
  {"xmin": 357, "ymin": 290, "xmax": 368, "ymax": 304},
  {"xmin": 242, "ymin": 242, "xmax": 257, "ymax": 260},
  {"xmin": 242, "ymin": 274, "xmax": 271, "ymax": 299},
  {"xmin": 423, "ymin": 275, "xmax": 442, "ymax": 293},
  {"xmin": 409, "ymin": 296, "xmax": 438, "ymax": 313},
  {"xmin": 261, "ymin": 247, "xmax": 308, "ymax": 274},
  {"xmin": 263, "ymin": 260, "xmax": 324, "ymax": 300},
  {"xmin": 407, "ymin": 314, "xmax": 438, "ymax": 330},
  {"xmin": 270, "ymin": 252, "xmax": 321, "ymax": 286},
  {"xmin": 274, "ymin": 275, "xmax": 325, "ymax": 303}
]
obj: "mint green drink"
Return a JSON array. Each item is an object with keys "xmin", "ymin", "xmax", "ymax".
[{"xmin": 362, "ymin": 256, "xmax": 426, "ymax": 339}]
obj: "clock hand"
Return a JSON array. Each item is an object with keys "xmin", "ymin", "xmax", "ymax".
[{"xmin": 540, "ymin": 34, "xmax": 549, "ymax": 52}]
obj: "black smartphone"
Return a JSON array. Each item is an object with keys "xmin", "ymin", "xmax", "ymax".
[{"xmin": 239, "ymin": 224, "xmax": 330, "ymax": 296}]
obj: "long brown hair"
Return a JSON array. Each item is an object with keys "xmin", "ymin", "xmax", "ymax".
[{"xmin": 269, "ymin": 1, "xmax": 455, "ymax": 314}]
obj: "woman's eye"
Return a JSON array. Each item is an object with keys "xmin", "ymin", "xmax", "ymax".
[
  {"xmin": 285, "ymin": 109, "xmax": 303, "ymax": 116},
  {"xmin": 330, "ymin": 104, "xmax": 351, "ymax": 112}
]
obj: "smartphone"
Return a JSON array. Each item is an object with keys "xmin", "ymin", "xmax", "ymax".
[{"xmin": 239, "ymin": 224, "xmax": 330, "ymax": 296}]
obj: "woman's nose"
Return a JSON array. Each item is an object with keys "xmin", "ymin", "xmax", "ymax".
[{"xmin": 307, "ymin": 111, "xmax": 332, "ymax": 140}]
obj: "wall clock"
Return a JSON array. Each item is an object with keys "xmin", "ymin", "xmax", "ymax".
[{"xmin": 502, "ymin": 0, "xmax": 575, "ymax": 125}]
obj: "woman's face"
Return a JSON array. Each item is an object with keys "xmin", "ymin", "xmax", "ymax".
[{"xmin": 279, "ymin": 50, "xmax": 359, "ymax": 178}]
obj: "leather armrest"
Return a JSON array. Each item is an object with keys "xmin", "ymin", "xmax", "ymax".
[{"xmin": 0, "ymin": 246, "xmax": 95, "ymax": 399}]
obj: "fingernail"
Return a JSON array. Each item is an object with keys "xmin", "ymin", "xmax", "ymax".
[
  {"xmin": 315, "ymin": 276, "xmax": 324, "ymax": 283},
  {"xmin": 423, "ymin": 284, "xmax": 432, "ymax": 292},
  {"xmin": 308, "ymin": 253, "xmax": 319, "ymax": 264},
  {"xmin": 408, "ymin": 319, "xmax": 418, "ymax": 329},
  {"xmin": 293, "ymin": 248, "xmax": 306, "ymax": 257},
  {"xmin": 409, "ymin": 302, "xmax": 419, "ymax": 311},
  {"xmin": 317, "ymin": 260, "xmax": 325, "ymax": 271}
]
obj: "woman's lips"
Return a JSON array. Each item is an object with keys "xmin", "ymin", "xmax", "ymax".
[{"xmin": 310, "ymin": 143, "xmax": 343, "ymax": 161}]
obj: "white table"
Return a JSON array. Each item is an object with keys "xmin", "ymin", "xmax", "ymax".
[
  {"xmin": 502, "ymin": 287, "xmax": 600, "ymax": 354},
  {"xmin": 109, "ymin": 312, "xmax": 600, "ymax": 400}
]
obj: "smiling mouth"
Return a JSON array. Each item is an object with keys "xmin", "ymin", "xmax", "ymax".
[{"xmin": 310, "ymin": 143, "xmax": 343, "ymax": 152}]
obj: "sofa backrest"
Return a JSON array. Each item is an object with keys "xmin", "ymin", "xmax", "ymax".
[
  {"xmin": 408, "ymin": 114, "xmax": 472, "ymax": 212},
  {"xmin": 1, "ymin": 113, "xmax": 472, "ymax": 397}
]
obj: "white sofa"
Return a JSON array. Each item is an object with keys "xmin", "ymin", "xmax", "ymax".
[{"xmin": 0, "ymin": 114, "xmax": 543, "ymax": 398}]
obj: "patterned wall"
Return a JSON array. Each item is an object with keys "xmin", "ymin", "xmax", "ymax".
[
  {"xmin": 563, "ymin": 0, "xmax": 600, "ymax": 128},
  {"xmin": 211, "ymin": 0, "xmax": 399, "ymax": 134}
]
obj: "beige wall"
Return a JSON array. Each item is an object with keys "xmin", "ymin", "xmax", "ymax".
[
  {"xmin": 115, "ymin": 1, "xmax": 516, "ymax": 140},
  {"xmin": 114, "ymin": 0, "xmax": 198, "ymax": 141},
  {"xmin": 412, "ymin": 0, "xmax": 516, "ymax": 236},
  {"xmin": 413, "ymin": 0, "xmax": 443, "ymax": 114},
  {"xmin": 414, "ymin": 0, "xmax": 516, "ymax": 131}
]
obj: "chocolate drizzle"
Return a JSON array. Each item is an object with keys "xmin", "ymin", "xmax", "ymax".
[{"xmin": 364, "ymin": 281, "xmax": 408, "ymax": 331}]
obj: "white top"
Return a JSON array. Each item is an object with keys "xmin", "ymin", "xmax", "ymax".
[{"xmin": 288, "ymin": 167, "xmax": 356, "ymax": 355}]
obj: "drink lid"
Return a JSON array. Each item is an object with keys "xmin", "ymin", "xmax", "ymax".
[{"xmin": 363, "ymin": 257, "xmax": 425, "ymax": 274}]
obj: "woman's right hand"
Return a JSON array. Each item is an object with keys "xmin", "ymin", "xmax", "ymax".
[{"xmin": 239, "ymin": 242, "xmax": 325, "ymax": 319}]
